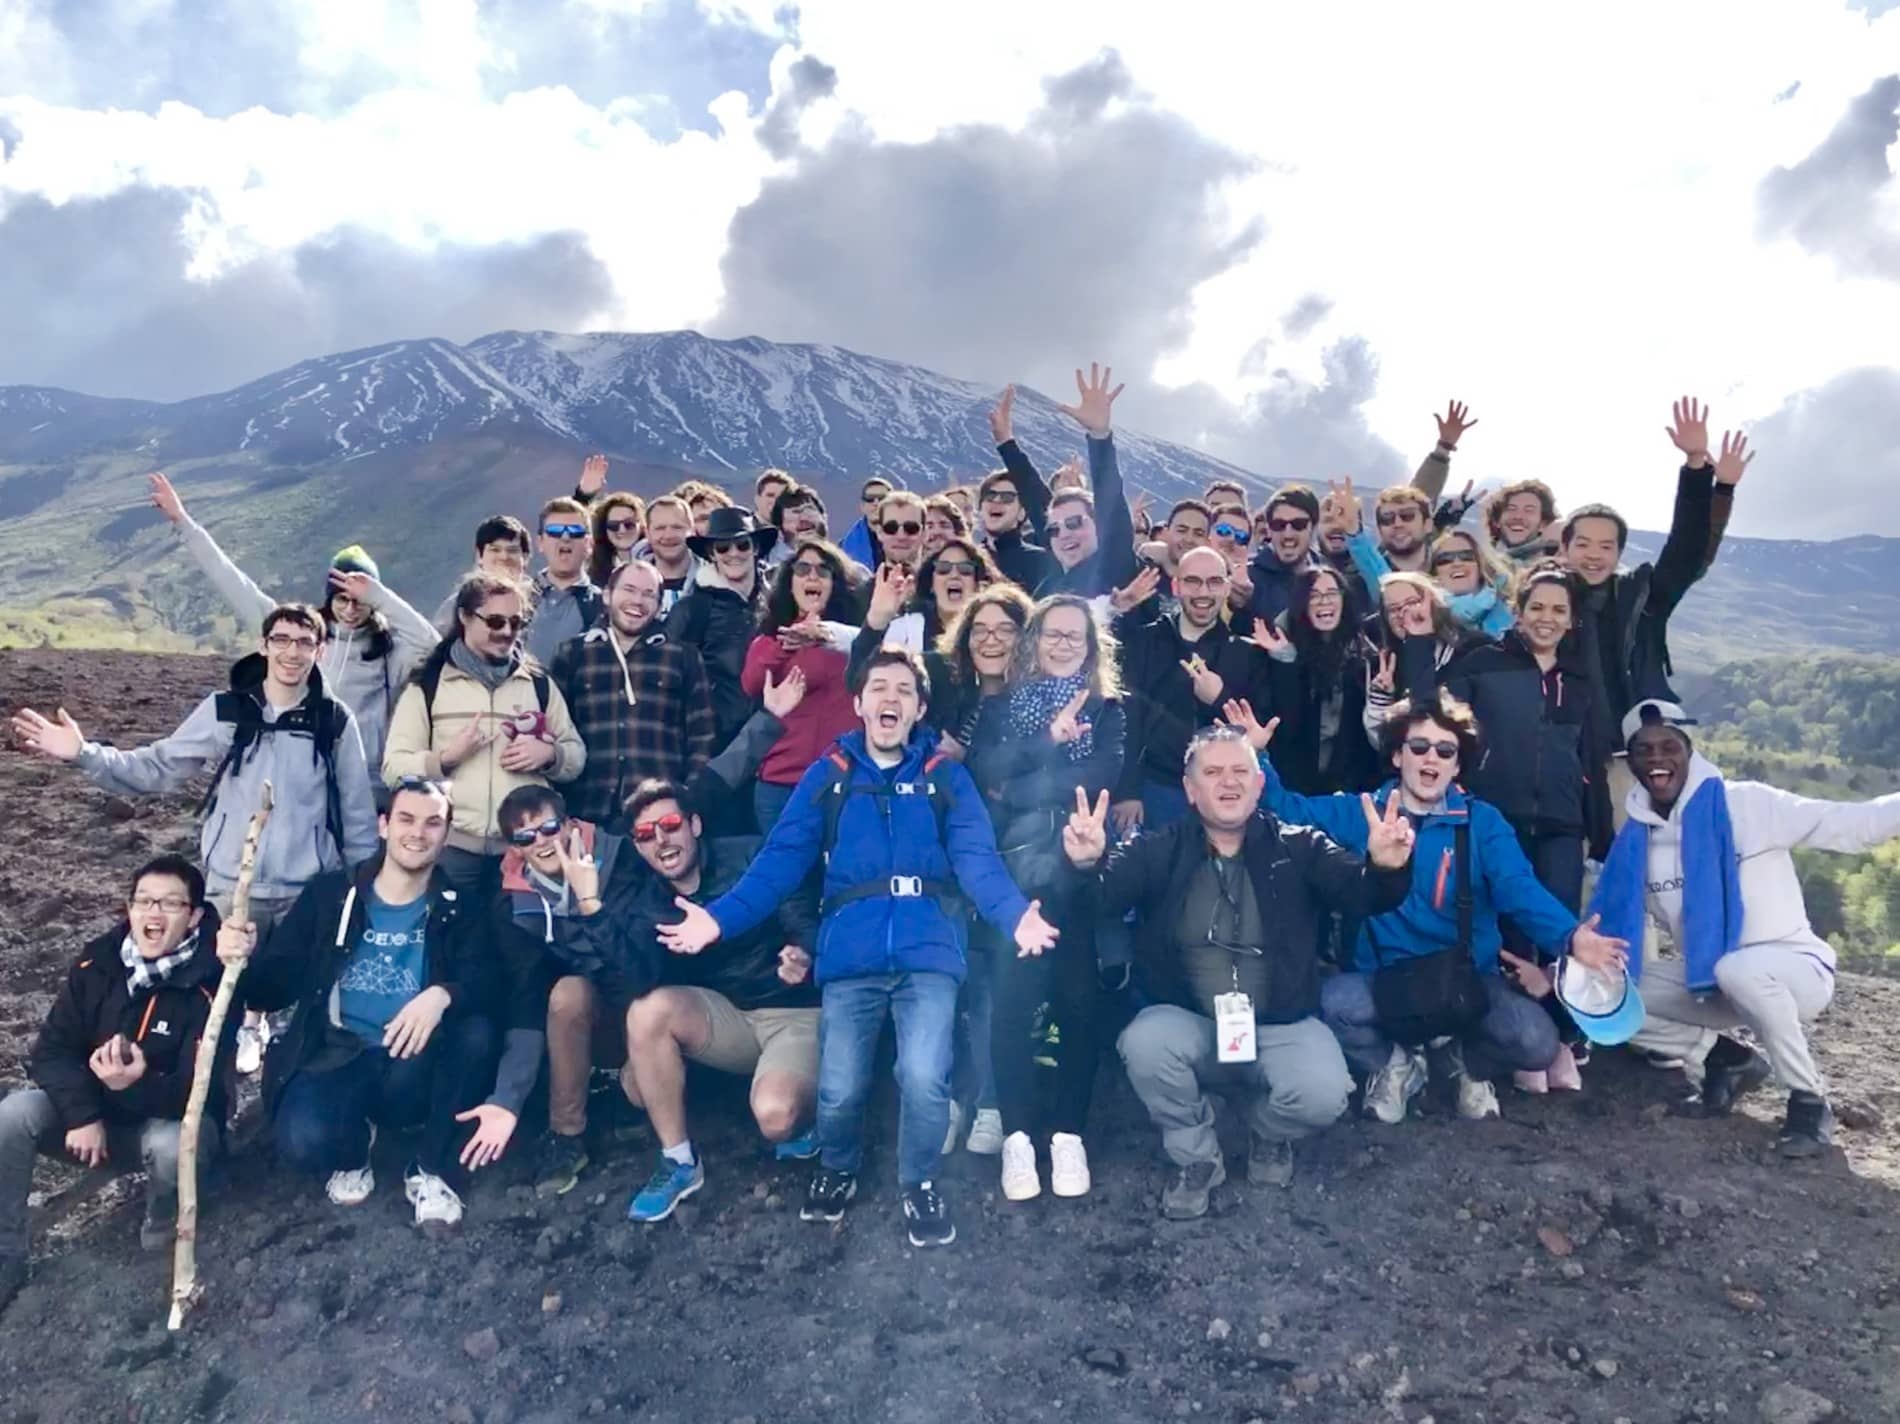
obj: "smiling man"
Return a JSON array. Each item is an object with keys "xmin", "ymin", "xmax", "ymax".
[{"xmin": 1244, "ymin": 486, "xmax": 1320, "ymax": 624}]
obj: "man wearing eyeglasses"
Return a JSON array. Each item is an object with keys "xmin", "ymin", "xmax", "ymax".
[
  {"xmin": 0, "ymin": 855, "xmax": 238, "ymax": 1310},
  {"xmin": 1244, "ymin": 487, "xmax": 1322, "ymax": 625},
  {"xmin": 764, "ymin": 482, "xmax": 829, "ymax": 569},
  {"xmin": 839, "ymin": 477, "xmax": 894, "ymax": 571},
  {"xmin": 522, "ymin": 496, "xmax": 605, "ymax": 667}
]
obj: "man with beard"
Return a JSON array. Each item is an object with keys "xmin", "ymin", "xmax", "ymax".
[
  {"xmin": 1111, "ymin": 547, "xmax": 1273, "ymax": 836},
  {"xmin": 550, "ymin": 561, "xmax": 717, "ymax": 828},
  {"xmin": 0, "ymin": 856, "xmax": 237, "ymax": 1310},
  {"xmin": 1589, "ymin": 701, "xmax": 1900, "ymax": 1157},
  {"xmin": 1244, "ymin": 486, "xmax": 1321, "ymax": 625},
  {"xmin": 765, "ymin": 483, "xmax": 829, "ymax": 569},
  {"xmin": 522, "ymin": 497, "xmax": 605, "ymax": 666}
]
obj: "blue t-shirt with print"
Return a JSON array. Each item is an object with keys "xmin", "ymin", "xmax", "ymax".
[{"xmin": 336, "ymin": 889, "xmax": 430, "ymax": 1044}]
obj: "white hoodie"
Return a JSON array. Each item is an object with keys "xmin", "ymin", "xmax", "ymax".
[{"xmin": 1625, "ymin": 752, "xmax": 1900, "ymax": 971}]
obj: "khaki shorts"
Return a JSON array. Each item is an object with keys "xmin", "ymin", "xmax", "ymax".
[{"xmin": 678, "ymin": 989, "xmax": 820, "ymax": 1086}]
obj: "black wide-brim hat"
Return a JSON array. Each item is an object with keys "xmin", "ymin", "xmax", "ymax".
[{"xmin": 687, "ymin": 505, "xmax": 779, "ymax": 560}]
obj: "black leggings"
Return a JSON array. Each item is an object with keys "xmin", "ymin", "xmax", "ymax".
[
  {"xmin": 1506, "ymin": 824, "xmax": 1585, "ymax": 1045},
  {"xmin": 986, "ymin": 889, "xmax": 1099, "ymax": 1140}
]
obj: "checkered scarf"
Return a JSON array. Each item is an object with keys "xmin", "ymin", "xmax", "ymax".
[{"xmin": 120, "ymin": 930, "xmax": 200, "ymax": 994}]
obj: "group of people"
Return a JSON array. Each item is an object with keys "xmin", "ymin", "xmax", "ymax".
[{"xmin": 5, "ymin": 364, "xmax": 1894, "ymax": 1305}]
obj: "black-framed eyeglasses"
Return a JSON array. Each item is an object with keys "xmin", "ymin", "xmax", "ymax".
[
  {"xmin": 508, "ymin": 816, "xmax": 564, "ymax": 847},
  {"xmin": 1404, "ymin": 738, "xmax": 1459, "ymax": 761},
  {"xmin": 265, "ymin": 633, "xmax": 321, "ymax": 652},
  {"xmin": 129, "ymin": 894, "xmax": 193, "ymax": 914},
  {"xmin": 1039, "ymin": 628, "xmax": 1087, "ymax": 648}
]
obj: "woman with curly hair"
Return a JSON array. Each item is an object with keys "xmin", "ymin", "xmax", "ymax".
[{"xmin": 588, "ymin": 491, "xmax": 646, "ymax": 588}]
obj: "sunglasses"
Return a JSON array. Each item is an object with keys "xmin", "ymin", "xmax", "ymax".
[
  {"xmin": 935, "ymin": 559, "xmax": 978, "ymax": 577},
  {"xmin": 1432, "ymin": 548, "xmax": 1479, "ymax": 568},
  {"xmin": 475, "ymin": 612, "xmax": 525, "ymax": 632},
  {"xmin": 882, "ymin": 520, "xmax": 922, "ymax": 536},
  {"xmin": 1376, "ymin": 509, "xmax": 1421, "ymax": 527},
  {"xmin": 544, "ymin": 523, "xmax": 588, "ymax": 539},
  {"xmin": 508, "ymin": 816, "xmax": 564, "ymax": 847},
  {"xmin": 1404, "ymin": 738, "xmax": 1460, "ymax": 761},
  {"xmin": 861, "ymin": 489, "xmax": 890, "ymax": 504},
  {"xmin": 1211, "ymin": 521, "xmax": 1252, "ymax": 546},
  {"xmin": 1054, "ymin": 513, "xmax": 1092, "ymax": 533},
  {"xmin": 1267, "ymin": 516, "xmax": 1312, "ymax": 533},
  {"xmin": 981, "ymin": 489, "xmax": 1019, "ymax": 505},
  {"xmin": 790, "ymin": 560, "xmax": 832, "ymax": 579},
  {"xmin": 712, "ymin": 539, "xmax": 753, "ymax": 555},
  {"xmin": 632, "ymin": 811, "xmax": 687, "ymax": 842},
  {"xmin": 604, "ymin": 518, "xmax": 640, "ymax": 535}
]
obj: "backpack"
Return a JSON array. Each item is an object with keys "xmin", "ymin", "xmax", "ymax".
[
  {"xmin": 414, "ymin": 655, "xmax": 550, "ymax": 735},
  {"xmin": 812, "ymin": 743, "xmax": 961, "ymax": 917},
  {"xmin": 198, "ymin": 686, "xmax": 347, "ymax": 858}
]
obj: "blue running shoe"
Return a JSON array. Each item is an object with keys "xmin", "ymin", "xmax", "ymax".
[
  {"xmin": 774, "ymin": 1130, "xmax": 820, "ymax": 1161},
  {"xmin": 626, "ymin": 1155, "xmax": 704, "ymax": 1222}
]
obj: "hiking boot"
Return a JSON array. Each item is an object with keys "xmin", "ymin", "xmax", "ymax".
[
  {"xmin": 1777, "ymin": 1091, "xmax": 1834, "ymax": 1159},
  {"xmin": 941, "ymin": 1101, "xmax": 966, "ymax": 1156},
  {"xmin": 325, "ymin": 1124, "xmax": 377, "ymax": 1206},
  {"xmin": 0, "ymin": 1255, "xmax": 24, "ymax": 1313},
  {"xmin": 1161, "ymin": 1157, "xmax": 1226, "ymax": 1220},
  {"xmin": 532, "ymin": 1130, "xmax": 590, "ymax": 1197},
  {"xmin": 901, "ymin": 1181, "xmax": 956, "ymax": 1248},
  {"xmin": 1364, "ymin": 1045, "xmax": 1426, "ymax": 1124},
  {"xmin": 1701, "ymin": 1036, "xmax": 1771, "ymax": 1116},
  {"xmin": 1247, "ymin": 1134, "xmax": 1293, "ymax": 1189},
  {"xmin": 1000, "ymin": 1131, "xmax": 1041, "ymax": 1202},
  {"xmin": 965, "ymin": 1108, "xmax": 1005, "ymax": 1155},
  {"xmin": 1049, "ymin": 1133, "xmax": 1091, "ymax": 1199},
  {"xmin": 1547, "ymin": 1044, "xmax": 1584, "ymax": 1093},
  {"xmin": 140, "ymin": 1190, "xmax": 177, "ymax": 1252},
  {"xmin": 626, "ymin": 1155, "xmax": 704, "ymax": 1223},
  {"xmin": 774, "ymin": 1129, "xmax": 821, "ymax": 1162},
  {"xmin": 404, "ymin": 1166, "xmax": 465, "ymax": 1227},
  {"xmin": 800, "ymin": 1168, "xmax": 858, "ymax": 1223}
]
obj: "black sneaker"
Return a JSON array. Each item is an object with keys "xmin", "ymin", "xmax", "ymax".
[
  {"xmin": 1161, "ymin": 1157, "xmax": 1227, "ymax": 1220},
  {"xmin": 0, "ymin": 1254, "xmax": 24, "ymax": 1313},
  {"xmin": 533, "ymin": 1130, "xmax": 591, "ymax": 1197},
  {"xmin": 900, "ymin": 1181, "xmax": 956, "ymax": 1248},
  {"xmin": 801, "ymin": 1168, "xmax": 858, "ymax": 1223},
  {"xmin": 1701, "ymin": 1036, "xmax": 1771, "ymax": 1116},
  {"xmin": 1777, "ymin": 1091, "xmax": 1834, "ymax": 1159},
  {"xmin": 1247, "ymin": 1134, "xmax": 1293, "ymax": 1189}
]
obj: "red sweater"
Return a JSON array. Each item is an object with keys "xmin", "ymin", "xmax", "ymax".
[{"xmin": 741, "ymin": 636, "xmax": 859, "ymax": 786}]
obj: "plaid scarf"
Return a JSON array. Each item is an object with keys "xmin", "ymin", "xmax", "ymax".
[{"xmin": 121, "ymin": 930, "xmax": 200, "ymax": 994}]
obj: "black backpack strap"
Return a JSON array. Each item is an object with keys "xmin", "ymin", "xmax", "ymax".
[
  {"xmin": 417, "ymin": 656, "xmax": 446, "ymax": 735},
  {"xmin": 1454, "ymin": 819, "xmax": 1473, "ymax": 950},
  {"xmin": 531, "ymin": 670, "xmax": 551, "ymax": 713},
  {"xmin": 816, "ymin": 747, "xmax": 854, "ymax": 863}
]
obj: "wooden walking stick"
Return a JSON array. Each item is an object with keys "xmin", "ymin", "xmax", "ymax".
[{"xmin": 169, "ymin": 782, "xmax": 273, "ymax": 1331}]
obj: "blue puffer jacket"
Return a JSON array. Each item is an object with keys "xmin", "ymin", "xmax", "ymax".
[
  {"xmin": 705, "ymin": 727, "xmax": 1030, "ymax": 984},
  {"xmin": 1259, "ymin": 758, "xmax": 1580, "ymax": 975}
]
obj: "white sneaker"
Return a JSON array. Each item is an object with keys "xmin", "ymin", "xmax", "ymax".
[
  {"xmin": 1049, "ymin": 1133, "xmax": 1091, "ymax": 1198},
  {"xmin": 235, "ymin": 1020, "xmax": 268, "ymax": 1077},
  {"xmin": 1457, "ymin": 1076, "xmax": 1502, "ymax": 1120},
  {"xmin": 1363, "ymin": 1045, "xmax": 1426, "ymax": 1124},
  {"xmin": 965, "ymin": 1108, "xmax": 1005, "ymax": 1155},
  {"xmin": 404, "ymin": 1167, "xmax": 465, "ymax": 1227},
  {"xmin": 325, "ymin": 1124, "xmax": 376, "ymax": 1206},
  {"xmin": 942, "ymin": 1101, "xmax": 966, "ymax": 1156},
  {"xmin": 1000, "ymin": 1131, "xmax": 1041, "ymax": 1201}
]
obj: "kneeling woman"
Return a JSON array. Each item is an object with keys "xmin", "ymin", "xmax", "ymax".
[
  {"xmin": 968, "ymin": 595, "xmax": 1125, "ymax": 1201},
  {"xmin": 1238, "ymin": 690, "xmax": 1626, "ymax": 1122}
]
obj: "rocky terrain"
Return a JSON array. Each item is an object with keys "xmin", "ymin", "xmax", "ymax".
[{"xmin": 0, "ymin": 647, "xmax": 1895, "ymax": 1424}]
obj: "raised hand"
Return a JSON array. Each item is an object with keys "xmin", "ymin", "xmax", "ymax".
[
  {"xmin": 578, "ymin": 453, "xmax": 609, "ymax": 496},
  {"xmin": 1666, "ymin": 397, "xmax": 1711, "ymax": 467},
  {"xmin": 329, "ymin": 569, "xmax": 375, "ymax": 604},
  {"xmin": 658, "ymin": 896, "xmax": 721, "ymax": 955},
  {"xmin": 10, "ymin": 706, "xmax": 84, "ymax": 762},
  {"xmin": 455, "ymin": 1103, "xmax": 519, "ymax": 1170},
  {"xmin": 1048, "ymin": 688, "xmax": 1091, "ymax": 745},
  {"xmin": 989, "ymin": 384, "xmax": 1016, "ymax": 445},
  {"xmin": 1568, "ymin": 914, "xmax": 1631, "ymax": 972},
  {"xmin": 1713, "ymin": 430, "xmax": 1754, "ymax": 487},
  {"xmin": 1361, "ymin": 792, "xmax": 1417, "ymax": 869},
  {"xmin": 1131, "ymin": 490, "xmax": 1155, "ymax": 537},
  {"xmin": 1435, "ymin": 400, "xmax": 1478, "ymax": 450},
  {"xmin": 1324, "ymin": 476, "xmax": 1363, "ymax": 534},
  {"xmin": 1013, "ymin": 898, "xmax": 1062, "ymax": 957},
  {"xmin": 1248, "ymin": 617, "xmax": 1291, "ymax": 659},
  {"xmin": 761, "ymin": 666, "xmax": 808, "ymax": 720},
  {"xmin": 1057, "ymin": 362, "xmax": 1124, "ymax": 438},
  {"xmin": 866, "ymin": 562, "xmax": 913, "ymax": 630},
  {"xmin": 1179, "ymin": 652, "xmax": 1224, "ymax": 705},
  {"xmin": 147, "ymin": 471, "xmax": 187, "ymax": 524},
  {"xmin": 1110, "ymin": 564, "xmax": 1161, "ymax": 614},
  {"xmin": 1064, "ymin": 787, "xmax": 1112, "ymax": 867},
  {"xmin": 1218, "ymin": 697, "xmax": 1279, "ymax": 753},
  {"xmin": 556, "ymin": 825, "xmax": 600, "ymax": 906},
  {"xmin": 1370, "ymin": 649, "xmax": 1397, "ymax": 694},
  {"xmin": 777, "ymin": 945, "xmax": 812, "ymax": 985}
]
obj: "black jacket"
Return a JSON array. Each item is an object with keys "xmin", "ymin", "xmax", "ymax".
[
  {"xmin": 1265, "ymin": 638, "xmax": 1382, "ymax": 795},
  {"xmin": 493, "ymin": 829, "xmax": 652, "ymax": 1016},
  {"xmin": 630, "ymin": 836, "xmax": 819, "ymax": 1010},
  {"xmin": 663, "ymin": 568, "xmax": 766, "ymax": 751},
  {"xmin": 1114, "ymin": 613, "xmax": 1273, "ymax": 800},
  {"xmin": 31, "ymin": 911, "xmax": 237, "ymax": 1130},
  {"xmin": 968, "ymin": 689, "xmax": 1126, "ymax": 896},
  {"xmin": 244, "ymin": 860, "xmax": 496, "ymax": 1111},
  {"xmin": 989, "ymin": 439, "xmax": 1058, "ymax": 591},
  {"xmin": 1087, "ymin": 816, "xmax": 1410, "ymax": 1024},
  {"xmin": 1441, "ymin": 631, "xmax": 1615, "ymax": 856},
  {"xmin": 1244, "ymin": 548, "xmax": 1315, "ymax": 626}
]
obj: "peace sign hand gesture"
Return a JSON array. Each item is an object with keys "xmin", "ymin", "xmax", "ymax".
[
  {"xmin": 1058, "ymin": 361, "xmax": 1124, "ymax": 437},
  {"xmin": 1179, "ymin": 653, "xmax": 1224, "ymax": 705},
  {"xmin": 1361, "ymin": 792, "xmax": 1417, "ymax": 869},
  {"xmin": 556, "ymin": 826, "xmax": 599, "ymax": 906},
  {"xmin": 1063, "ymin": 787, "xmax": 1111, "ymax": 868},
  {"xmin": 1049, "ymin": 688, "xmax": 1091, "ymax": 745},
  {"xmin": 1370, "ymin": 649, "xmax": 1397, "ymax": 695}
]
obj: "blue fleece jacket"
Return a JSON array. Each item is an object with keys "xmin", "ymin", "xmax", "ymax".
[
  {"xmin": 1259, "ymin": 756, "xmax": 1580, "ymax": 974},
  {"xmin": 705, "ymin": 727, "xmax": 1030, "ymax": 984},
  {"xmin": 1344, "ymin": 529, "xmax": 1512, "ymax": 637}
]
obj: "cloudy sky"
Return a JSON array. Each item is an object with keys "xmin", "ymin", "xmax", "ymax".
[{"xmin": 2, "ymin": 0, "xmax": 1897, "ymax": 537}]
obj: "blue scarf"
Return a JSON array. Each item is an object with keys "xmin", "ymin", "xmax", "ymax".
[{"xmin": 1587, "ymin": 773, "xmax": 1741, "ymax": 991}]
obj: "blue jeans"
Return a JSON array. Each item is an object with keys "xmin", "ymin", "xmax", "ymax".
[
  {"xmin": 817, "ymin": 972, "xmax": 958, "ymax": 1187},
  {"xmin": 753, "ymin": 780, "xmax": 797, "ymax": 836},
  {"xmin": 1140, "ymin": 777, "xmax": 1191, "ymax": 831},
  {"xmin": 273, "ymin": 1014, "xmax": 494, "ymax": 1188},
  {"xmin": 1320, "ymin": 971, "xmax": 1557, "ymax": 1083}
]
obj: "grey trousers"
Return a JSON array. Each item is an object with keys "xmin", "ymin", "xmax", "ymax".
[
  {"xmin": 0, "ymin": 1088, "xmax": 219, "ymax": 1258},
  {"xmin": 1116, "ymin": 1005, "xmax": 1353, "ymax": 1166},
  {"xmin": 1630, "ymin": 944, "xmax": 1834, "ymax": 1097}
]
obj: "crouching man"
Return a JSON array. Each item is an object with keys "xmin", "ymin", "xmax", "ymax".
[
  {"xmin": 1063, "ymin": 727, "xmax": 1414, "ymax": 1220},
  {"xmin": 218, "ymin": 778, "xmax": 497, "ymax": 1226},
  {"xmin": 0, "ymin": 856, "xmax": 236, "ymax": 1311}
]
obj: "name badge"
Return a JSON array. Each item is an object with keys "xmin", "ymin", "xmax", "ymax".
[{"xmin": 1214, "ymin": 992, "xmax": 1256, "ymax": 1064}]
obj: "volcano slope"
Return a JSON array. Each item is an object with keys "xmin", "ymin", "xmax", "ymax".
[{"xmin": 0, "ymin": 647, "xmax": 1896, "ymax": 1424}]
